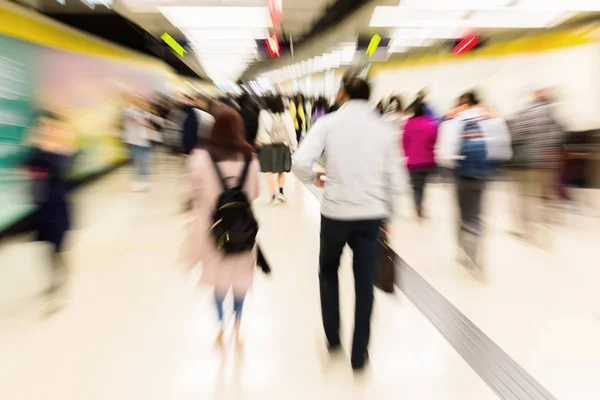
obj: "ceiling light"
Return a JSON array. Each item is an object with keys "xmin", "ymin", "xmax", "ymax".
[
  {"xmin": 465, "ymin": 9, "xmax": 570, "ymax": 28},
  {"xmin": 158, "ymin": 6, "xmax": 273, "ymax": 28},
  {"xmin": 190, "ymin": 38, "xmax": 258, "ymax": 48},
  {"xmin": 370, "ymin": 7, "xmax": 467, "ymax": 27},
  {"xmin": 185, "ymin": 29, "xmax": 268, "ymax": 41},
  {"xmin": 518, "ymin": 0, "xmax": 600, "ymax": 11},
  {"xmin": 389, "ymin": 37, "xmax": 427, "ymax": 47},
  {"xmin": 391, "ymin": 27, "xmax": 462, "ymax": 42},
  {"xmin": 399, "ymin": 0, "xmax": 512, "ymax": 9},
  {"xmin": 388, "ymin": 46, "xmax": 408, "ymax": 53}
]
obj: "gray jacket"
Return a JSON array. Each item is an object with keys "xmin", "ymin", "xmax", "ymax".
[
  {"xmin": 293, "ymin": 100, "xmax": 406, "ymax": 221},
  {"xmin": 508, "ymin": 98, "xmax": 564, "ymax": 169}
]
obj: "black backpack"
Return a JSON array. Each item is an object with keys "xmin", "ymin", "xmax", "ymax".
[{"xmin": 209, "ymin": 154, "xmax": 258, "ymax": 255}]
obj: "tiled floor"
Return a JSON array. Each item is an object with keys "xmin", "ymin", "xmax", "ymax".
[
  {"xmin": 0, "ymin": 155, "xmax": 496, "ymax": 400},
  {"xmin": 0, "ymin": 154, "xmax": 598, "ymax": 399},
  {"xmin": 388, "ymin": 182, "xmax": 600, "ymax": 400}
]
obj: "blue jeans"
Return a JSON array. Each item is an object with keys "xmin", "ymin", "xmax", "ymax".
[
  {"xmin": 215, "ymin": 292, "xmax": 245, "ymax": 326},
  {"xmin": 130, "ymin": 145, "xmax": 150, "ymax": 180}
]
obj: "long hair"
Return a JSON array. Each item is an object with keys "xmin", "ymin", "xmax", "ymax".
[
  {"xmin": 204, "ymin": 103, "xmax": 255, "ymax": 162},
  {"xmin": 265, "ymin": 95, "xmax": 285, "ymax": 114},
  {"xmin": 410, "ymin": 99, "xmax": 426, "ymax": 117}
]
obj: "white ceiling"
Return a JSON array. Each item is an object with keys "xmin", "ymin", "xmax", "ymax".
[
  {"xmin": 110, "ymin": 0, "xmax": 337, "ymax": 81},
  {"xmin": 114, "ymin": 0, "xmax": 333, "ymax": 37},
  {"xmin": 249, "ymin": 0, "xmax": 600, "ymax": 83},
  {"xmin": 43, "ymin": 0, "xmax": 600, "ymax": 83}
]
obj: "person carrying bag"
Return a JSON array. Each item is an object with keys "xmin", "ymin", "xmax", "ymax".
[{"xmin": 375, "ymin": 230, "xmax": 396, "ymax": 294}]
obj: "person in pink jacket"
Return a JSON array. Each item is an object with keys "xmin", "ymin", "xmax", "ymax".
[
  {"xmin": 402, "ymin": 100, "xmax": 439, "ymax": 218},
  {"xmin": 184, "ymin": 103, "xmax": 260, "ymax": 345}
]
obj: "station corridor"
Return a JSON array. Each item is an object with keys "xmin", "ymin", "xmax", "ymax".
[{"xmin": 1, "ymin": 154, "xmax": 599, "ymax": 400}]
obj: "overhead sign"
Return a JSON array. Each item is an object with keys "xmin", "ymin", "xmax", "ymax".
[
  {"xmin": 453, "ymin": 34, "xmax": 479, "ymax": 56},
  {"xmin": 266, "ymin": 33, "xmax": 280, "ymax": 58},
  {"xmin": 366, "ymin": 34, "xmax": 381, "ymax": 57},
  {"xmin": 161, "ymin": 33, "xmax": 187, "ymax": 57}
]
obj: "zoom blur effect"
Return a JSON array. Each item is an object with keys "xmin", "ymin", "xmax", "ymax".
[{"xmin": 1, "ymin": 1, "xmax": 600, "ymax": 399}]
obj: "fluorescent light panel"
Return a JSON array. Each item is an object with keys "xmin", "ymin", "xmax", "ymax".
[
  {"xmin": 262, "ymin": 43, "xmax": 357, "ymax": 83},
  {"xmin": 399, "ymin": 0, "xmax": 512, "ymax": 9},
  {"xmin": 158, "ymin": 6, "xmax": 273, "ymax": 28},
  {"xmin": 518, "ymin": 0, "xmax": 600, "ymax": 11},
  {"xmin": 400, "ymin": 0, "xmax": 600, "ymax": 11},
  {"xmin": 185, "ymin": 29, "xmax": 268, "ymax": 41},
  {"xmin": 465, "ymin": 9, "xmax": 570, "ymax": 28},
  {"xmin": 392, "ymin": 27, "xmax": 461, "ymax": 40},
  {"xmin": 370, "ymin": 7, "xmax": 468, "ymax": 27},
  {"xmin": 372, "ymin": 4, "xmax": 577, "ymax": 29},
  {"xmin": 388, "ymin": 46, "xmax": 408, "ymax": 53}
]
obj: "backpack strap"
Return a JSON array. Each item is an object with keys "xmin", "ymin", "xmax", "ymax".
[
  {"xmin": 461, "ymin": 118, "xmax": 486, "ymax": 138},
  {"xmin": 208, "ymin": 152, "xmax": 252, "ymax": 190},
  {"xmin": 238, "ymin": 156, "xmax": 252, "ymax": 188},
  {"xmin": 208, "ymin": 152, "xmax": 227, "ymax": 191}
]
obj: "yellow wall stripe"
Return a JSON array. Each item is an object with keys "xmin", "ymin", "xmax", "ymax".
[
  {"xmin": 0, "ymin": 4, "xmax": 171, "ymax": 73},
  {"xmin": 372, "ymin": 24, "xmax": 600, "ymax": 73}
]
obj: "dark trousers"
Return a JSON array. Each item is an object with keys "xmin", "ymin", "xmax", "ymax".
[
  {"xmin": 319, "ymin": 216, "xmax": 382, "ymax": 363},
  {"xmin": 408, "ymin": 169, "xmax": 433, "ymax": 212},
  {"xmin": 455, "ymin": 175, "xmax": 485, "ymax": 262},
  {"xmin": 296, "ymin": 129, "xmax": 302, "ymax": 144}
]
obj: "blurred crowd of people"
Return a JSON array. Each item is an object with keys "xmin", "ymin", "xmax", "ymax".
[{"xmin": 17, "ymin": 74, "xmax": 599, "ymax": 368}]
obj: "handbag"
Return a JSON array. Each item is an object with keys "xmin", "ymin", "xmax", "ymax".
[
  {"xmin": 256, "ymin": 245, "xmax": 271, "ymax": 274},
  {"xmin": 375, "ymin": 234, "xmax": 396, "ymax": 294}
]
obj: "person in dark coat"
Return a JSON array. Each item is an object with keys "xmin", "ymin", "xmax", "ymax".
[
  {"xmin": 181, "ymin": 95, "xmax": 211, "ymax": 155},
  {"xmin": 238, "ymin": 92, "xmax": 260, "ymax": 146},
  {"xmin": 181, "ymin": 96, "xmax": 200, "ymax": 155},
  {"xmin": 23, "ymin": 111, "xmax": 77, "ymax": 304}
]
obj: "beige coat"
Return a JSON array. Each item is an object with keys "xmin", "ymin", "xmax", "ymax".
[{"xmin": 184, "ymin": 149, "xmax": 260, "ymax": 296}]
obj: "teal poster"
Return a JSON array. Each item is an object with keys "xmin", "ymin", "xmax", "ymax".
[
  {"xmin": 0, "ymin": 35, "xmax": 36, "ymax": 229},
  {"xmin": 0, "ymin": 32, "xmax": 162, "ymax": 231}
]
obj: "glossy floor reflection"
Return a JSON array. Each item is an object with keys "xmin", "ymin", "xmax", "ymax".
[
  {"xmin": 0, "ymin": 155, "xmax": 496, "ymax": 400},
  {"xmin": 7, "ymin": 153, "xmax": 600, "ymax": 399},
  {"xmin": 388, "ymin": 181, "xmax": 600, "ymax": 400}
]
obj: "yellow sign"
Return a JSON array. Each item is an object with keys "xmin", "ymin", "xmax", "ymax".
[
  {"xmin": 161, "ymin": 33, "xmax": 186, "ymax": 57},
  {"xmin": 366, "ymin": 34, "xmax": 381, "ymax": 57}
]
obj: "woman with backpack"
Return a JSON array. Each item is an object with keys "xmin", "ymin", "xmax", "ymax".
[
  {"xmin": 256, "ymin": 95, "xmax": 298, "ymax": 205},
  {"xmin": 183, "ymin": 103, "xmax": 260, "ymax": 345}
]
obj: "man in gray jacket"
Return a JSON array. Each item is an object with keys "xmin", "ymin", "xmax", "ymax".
[
  {"xmin": 507, "ymin": 89, "xmax": 564, "ymax": 243},
  {"xmin": 293, "ymin": 78, "xmax": 405, "ymax": 371}
]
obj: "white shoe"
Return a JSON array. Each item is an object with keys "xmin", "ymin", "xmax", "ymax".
[
  {"xmin": 270, "ymin": 196, "xmax": 281, "ymax": 206},
  {"xmin": 276, "ymin": 193, "xmax": 286, "ymax": 203},
  {"xmin": 133, "ymin": 181, "xmax": 150, "ymax": 192},
  {"xmin": 132, "ymin": 181, "xmax": 144, "ymax": 192}
]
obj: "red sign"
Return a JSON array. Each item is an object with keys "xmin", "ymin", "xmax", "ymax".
[
  {"xmin": 266, "ymin": 33, "xmax": 280, "ymax": 58},
  {"xmin": 268, "ymin": 0, "xmax": 282, "ymax": 27},
  {"xmin": 453, "ymin": 34, "xmax": 479, "ymax": 56}
]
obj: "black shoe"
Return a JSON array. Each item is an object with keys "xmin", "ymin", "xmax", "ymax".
[
  {"xmin": 351, "ymin": 350, "xmax": 369, "ymax": 371},
  {"xmin": 416, "ymin": 206, "xmax": 423, "ymax": 218},
  {"xmin": 327, "ymin": 341, "xmax": 342, "ymax": 354}
]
